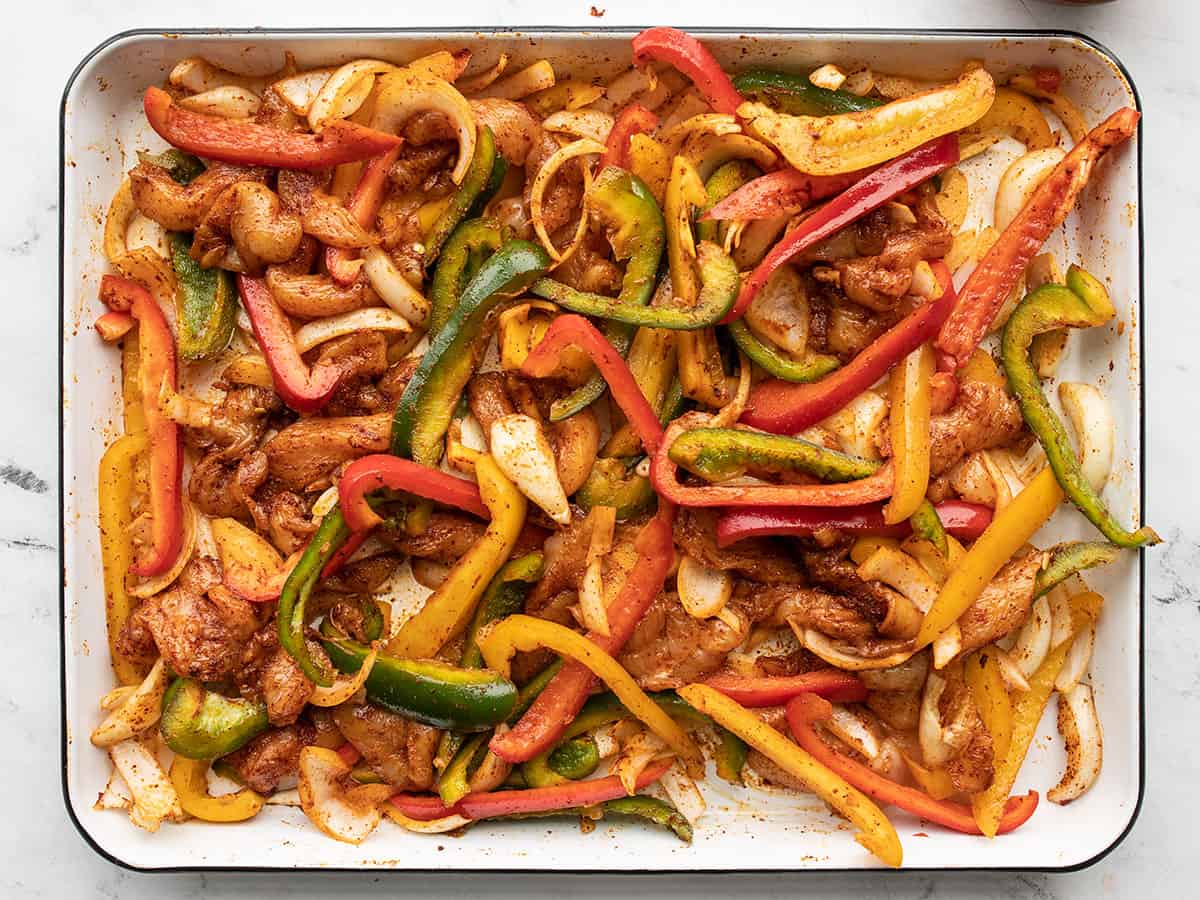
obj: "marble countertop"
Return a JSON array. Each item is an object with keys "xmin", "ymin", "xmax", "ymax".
[{"xmin": 8, "ymin": 0, "xmax": 1192, "ymax": 895}]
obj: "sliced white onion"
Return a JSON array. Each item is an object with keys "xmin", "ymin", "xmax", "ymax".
[
  {"xmin": 995, "ymin": 147, "xmax": 1066, "ymax": 231},
  {"xmin": 1012, "ymin": 594, "xmax": 1053, "ymax": 679},
  {"xmin": 820, "ymin": 389, "xmax": 888, "ymax": 461},
  {"xmin": 529, "ymin": 138, "xmax": 605, "ymax": 263},
  {"xmin": 170, "ymin": 57, "xmax": 264, "ymax": 95},
  {"xmin": 384, "ymin": 807, "xmax": 474, "ymax": 833},
  {"xmin": 578, "ymin": 506, "xmax": 617, "ymax": 637},
  {"xmin": 543, "ymin": 109, "xmax": 615, "ymax": 144},
  {"xmin": 660, "ymin": 113, "xmax": 741, "ymax": 157},
  {"xmin": 94, "ymin": 767, "xmax": 134, "ymax": 811},
  {"xmin": 99, "ymin": 684, "xmax": 137, "ymax": 712},
  {"xmin": 858, "ymin": 652, "xmax": 928, "ymax": 692},
  {"xmin": 1047, "ymin": 584, "xmax": 1075, "ymax": 649},
  {"xmin": 294, "ymin": 308, "xmax": 412, "ymax": 354},
  {"xmin": 458, "ymin": 54, "xmax": 510, "ymax": 94},
  {"xmin": 809, "ymin": 64, "xmax": 848, "ymax": 91},
  {"xmin": 931, "ymin": 624, "xmax": 963, "ymax": 670},
  {"xmin": 993, "ymin": 646, "xmax": 1032, "ymax": 692},
  {"xmin": 372, "ymin": 68, "xmax": 476, "ymax": 184},
  {"xmin": 481, "ymin": 60, "xmax": 556, "ymax": 100},
  {"xmin": 308, "ymin": 59, "xmax": 395, "ymax": 131},
  {"xmin": 676, "ymin": 555, "xmax": 734, "ymax": 620},
  {"xmin": 658, "ymin": 91, "xmax": 710, "ymax": 135},
  {"xmin": 90, "ymin": 658, "xmax": 168, "ymax": 747},
  {"xmin": 361, "ymin": 247, "xmax": 431, "ymax": 325},
  {"xmin": 659, "ymin": 761, "xmax": 707, "ymax": 824},
  {"xmin": 177, "ymin": 85, "xmax": 261, "ymax": 118},
  {"xmin": 591, "ymin": 723, "xmax": 622, "ymax": 759},
  {"xmin": 272, "ymin": 68, "xmax": 336, "ymax": 115},
  {"xmin": 825, "ymin": 705, "xmax": 881, "ymax": 761},
  {"xmin": 310, "ymin": 647, "xmax": 378, "ymax": 707},
  {"xmin": 109, "ymin": 739, "xmax": 183, "ymax": 832},
  {"xmin": 128, "ymin": 502, "xmax": 197, "ymax": 599},
  {"xmin": 792, "ymin": 625, "xmax": 917, "ymax": 671},
  {"xmin": 744, "ymin": 265, "xmax": 809, "ymax": 359},
  {"xmin": 612, "ymin": 732, "xmax": 667, "ymax": 796},
  {"xmin": 1058, "ymin": 382, "xmax": 1115, "ymax": 493},
  {"xmin": 918, "ymin": 672, "xmax": 955, "ymax": 767},
  {"xmin": 265, "ymin": 788, "xmax": 302, "ymax": 807},
  {"xmin": 1048, "ymin": 683, "xmax": 1103, "ymax": 804},
  {"xmin": 1056, "ymin": 620, "xmax": 1097, "ymax": 693},
  {"xmin": 857, "ymin": 546, "xmax": 940, "ymax": 613},
  {"xmin": 682, "ymin": 132, "xmax": 777, "ymax": 181},
  {"xmin": 489, "ymin": 414, "xmax": 571, "ymax": 524},
  {"xmin": 298, "ymin": 746, "xmax": 392, "ymax": 844}
]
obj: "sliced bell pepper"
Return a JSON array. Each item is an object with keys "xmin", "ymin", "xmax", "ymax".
[
  {"xmin": 546, "ymin": 737, "xmax": 601, "ymax": 781},
  {"xmin": 600, "ymin": 103, "xmax": 660, "ymax": 171},
  {"xmin": 602, "ymin": 327, "xmax": 679, "ymax": 458},
  {"xmin": 679, "ymin": 683, "xmax": 902, "ymax": 867},
  {"xmin": 973, "ymin": 591, "xmax": 1102, "ymax": 836},
  {"xmin": 320, "ymin": 623, "xmax": 517, "ymax": 731},
  {"xmin": 338, "ymin": 454, "xmax": 487, "ymax": 533},
  {"xmin": 95, "ymin": 310, "xmax": 135, "ymax": 342},
  {"xmin": 964, "ymin": 647, "xmax": 1013, "ymax": 764},
  {"xmin": 392, "ymin": 240, "xmax": 551, "ymax": 464},
  {"xmin": 727, "ymin": 318, "xmax": 840, "ymax": 384},
  {"xmin": 883, "ymin": 342, "xmax": 936, "ymax": 524},
  {"xmin": 137, "ymin": 147, "xmax": 205, "ymax": 184},
  {"xmin": 169, "ymin": 231, "xmax": 236, "ymax": 360},
  {"xmin": 326, "ymin": 146, "xmax": 403, "ymax": 285},
  {"xmin": 696, "ymin": 159, "xmax": 760, "ymax": 243},
  {"xmin": 741, "ymin": 260, "xmax": 957, "ymax": 434},
  {"xmin": 169, "ymin": 757, "xmax": 264, "ymax": 822},
  {"xmin": 99, "ymin": 275, "xmax": 183, "ymax": 578},
  {"xmin": 908, "ymin": 498, "xmax": 950, "ymax": 558},
  {"xmin": 160, "ymin": 678, "xmax": 268, "ymax": 760},
  {"xmin": 1034, "ymin": 541, "xmax": 1121, "ymax": 597},
  {"xmin": 916, "ymin": 468, "xmax": 1064, "ymax": 649},
  {"xmin": 724, "ymin": 134, "xmax": 959, "ymax": 323},
  {"xmin": 936, "ymin": 108, "xmax": 1140, "ymax": 369},
  {"xmin": 732, "ymin": 69, "xmax": 885, "ymax": 117},
  {"xmin": 1001, "ymin": 266, "xmax": 1159, "ymax": 548},
  {"xmin": 785, "ymin": 693, "xmax": 1038, "ymax": 837},
  {"xmin": 236, "ymin": 275, "xmax": 343, "ymax": 414},
  {"xmin": 714, "ymin": 499, "xmax": 992, "ymax": 547},
  {"xmin": 387, "ymin": 455, "xmax": 527, "ymax": 659},
  {"xmin": 703, "ymin": 168, "xmax": 865, "ymax": 222},
  {"xmin": 489, "ymin": 503, "xmax": 676, "ymax": 764},
  {"xmin": 702, "ymin": 670, "xmax": 867, "ymax": 707},
  {"xmin": 428, "ymin": 218, "xmax": 504, "ymax": 336},
  {"xmin": 143, "ymin": 86, "xmax": 402, "ymax": 169},
  {"xmin": 423, "ymin": 124, "xmax": 497, "ymax": 266},
  {"xmin": 631, "ymin": 28, "xmax": 744, "ymax": 116},
  {"xmin": 98, "ymin": 432, "xmax": 151, "ymax": 685},
  {"xmin": 575, "ymin": 457, "xmax": 657, "ymax": 521},
  {"xmin": 460, "ymin": 552, "xmax": 544, "ymax": 669},
  {"xmin": 668, "ymin": 426, "xmax": 880, "ymax": 484},
  {"xmin": 522, "ymin": 313, "xmax": 666, "ymax": 455}
]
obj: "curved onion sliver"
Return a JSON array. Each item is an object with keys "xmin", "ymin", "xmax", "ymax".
[
  {"xmin": 177, "ymin": 85, "xmax": 262, "ymax": 119},
  {"xmin": 90, "ymin": 658, "xmax": 168, "ymax": 747},
  {"xmin": 793, "ymin": 626, "xmax": 917, "ymax": 672},
  {"xmin": 483, "ymin": 60, "xmax": 556, "ymax": 101},
  {"xmin": 384, "ymin": 806, "xmax": 474, "ymax": 833},
  {"xmin": 294, "ymin": 308, "xmax": 412, "ymax": 353},
  {"xmin": 708, "ymin": 352, "xmax": 752, "ymax": 429},
  {"xmin": 682, "ymin": 132, "xmax": 777, "ymax": 181},
  {"xmin": 309, "ymin": 647, "xmax": 379, "ymax": 707},
  {"xmin": 995, "ymin": 147, "xmax": 1066, "ymax": 231},
  {"xmin": 104, "ymin": 178, "xmax": 138, "ymax": 264},
  {"xmin": 677, "ymin": 555, "xmax": 734, "ymax": 620},
  {"xmin": 1058, "ymin": 382, "xmax": 1115, "ymax": 493},
  {"xmin": 858, "ymin": 652, "xmax": 929, "ymax": 692},
  {"xmin": 100, "ymin": 685, "xmax": 137, "ymax": 712},
  {"xmin": 371, "ymin": 68, "xmax": 476, "ymax": 184},
  {"xmin": 660, "ymin": 113, "xmax": 741, "ymax": 157},
  {"xmin": 109, "ymin": 738, "xmax": 183, "ymax": 832},
  {"xmin": 826, "ymin": 704, "xmax": 882, "ymax": 761},
  {"xmin": 272, "ymin": 68, "xmax": 336, "ymax": 115},
  {"xmin": 1048, "ymin": 682, "xmax": 1103, "ymax": 804},
  {"xmin": 931, "ymin": 623, "xmax": 963, "ymax": 670},
  {"xmin": 308, "ymin": 60, "xmax": 395, "ymax": 131},
  {"xmin": 857, "ymin": 546, "xmax": 940, "ymax": 614},
  {"xmin": 660, "ymin": 761, "xmax": 707, "ymax": 824},
  {"xmin": 128, "ymin": 502, "xmax": 197, "ymax": 599},
  {"xmin": 820, "ymin": 390, "xmax": 889, "ymax": 462},
  {"xmin": 170, "ymin": 57, "xmax": 266, "ymax": 95},
  {"xmin": 918, "ymin": 671, "xmax": 955, "ymax": 767},
  {"xmin": 1047, "ymin": 584, "xmax": 1075, "ymax": 649},
  {"xmin": 529, "ymin": 138, "xmax": 603, "ymax": 264},
  {"xmin": 361, "ymin": 247, "xmax": 431, "ymax": 325},
  {"xmin": 1056, "ymin": 617, "xmax": 1097, "ymax": 693},
  {"xmin": 1012, "ymin": 594, "xmax": 1053, "ymax": 679},
  {"xmin": 993, "ymin": 646, "xmax": 1032, "ymax": 692},
  {"xmin": 542, "ymin": 109, "xmax": 616, "ymax": 144},
  {"xmin": 298, "ymin": 746, "xmax": 393, "ymax": 844},
  {"xmin": 489, "ymin": 414, "xmax": 571, "ymax": 525},
  {"xmin": 458, "ymin": 54, "xmax": 510, "ymax": 94}
]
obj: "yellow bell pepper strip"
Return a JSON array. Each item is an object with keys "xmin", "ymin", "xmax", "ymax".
[
  {"xmin": 479, "ymin": 615, "xmax": 704, "ymax": 777},
  {"xmin": 973, "ymin": 591, "xmax": 1103, "ymax": 836},
  {"xmin": 387, "ymin": 455, "xmax": 527, "ymax": 659},
  {"xmin": 916, "ymin": 468, "xmax": 1063, "ymax": 649},
  {"xmin": 1034, "ymin": 541, "xmax": 1121, "ymax": 597},
  {"xmin": 169, "ymin": 757, "xmax": 264, "ymax": 823},
  {"xmin": 98, "ymin": 432, "xmax": 151, "ymax": 686},
  {"xmin": 666, "ymin": 155, "xmax": 707, "ymax": 305},
  {"xmin": 678, "ymin": 683, "xmax": 902, "ymax": 867},
  {"xmin": 964, "ymin": 648, "xmax": 1013, "ymax": 763},
  {"xmin": 883, "ymin": 343, "xmax": 936, "ymax": 525},
  {"xmin": 738, "ymin": 68, "xmax": 994, "ymax": 176},
  {"xmin": 99, "ymin": 275, "xmax": 184, "ymax": 578},
  {"xmin": 120, "ymin": 332, "xmax": 146, "ymax": 435},
  {"xmin": 1001, "ymin": 266, "xmax": 1160, "ymax": 548}
]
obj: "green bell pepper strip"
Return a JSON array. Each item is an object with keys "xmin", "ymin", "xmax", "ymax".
[
  {"xmin": 137, "ymin": 148, "xmax": 205, "ymax": 184},
  {"xmin": 1000, "ymin": 266, "xmax": 1160, "ymax": 548},
  {"xmin": 160, "ymin": 678, "xmax": 268, "ymax": 760},
  {"xmin": 468, "ymin": 152, "xmax": 509, "ymax": 219},
  {"xmin": 697, "ymin": 160, "xmax": 761, "ymax": 244},
  {"xmin": 727, "ymin": 318, "xmax": 841, "ymax": 384},
  {"xmin": 731, "ymin": 69, "xmax": 885, "ymax": 117},
  {"xmin": 358, "ymin": 597, "xmax": 385, "ymax": 643},
  {"xmin": 715, "ymin": 728, "xmax": 749, "ymax": 784},
  {"xmin": 428, "ymin": 218, "xmax": 504, "ymax": 336},
  {"xmin": 532, "ymin": 240, "xmax": 739, "ymax": 331},
  {"xmin": 1034, "ymin": 541, "xmax": 1121, "ymax": 597},
  {"xmin": 539, "ymin": 167, "xmax": 666, "ymax": 421},
  {"xmin": 319, "ymin": 622, "xmax": 518, "ymax": 732},
  {"xmin": 548, "ymin": 736, "xmax": 600, "ymax": 780},
  {"xmin": 423, "ymin": 124, "xmax": 497, "ymax": 267},
  {"xmin": 668, "ymin": 427, "xmax": 880, "ymax": 484},
  {"xmin": 575, "ymin": 457, "xmax": 657, "ymax": 521},
  {"xmin": 393, "ymin": 240, "xmax": 552, "ymax": 464},
  {"xmin": 908, "ymin": 498, "xmax": 949, "ymax": 557},
  {"xmin": 484, "ymin": 795, "xmax": 693, "ymax": 843},
  {"xmin": 168, "ymin": 231, "xmax": 237, "ymax": 360}
]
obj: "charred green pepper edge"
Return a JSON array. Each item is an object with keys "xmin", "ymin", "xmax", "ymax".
[
  {"xmin": 423, "ymin": 124, "xmax": 497, "ymax": 267},
  {"xmin": 160, "ymin": 678, "xmax": 268, "ymax": 760},
  {"xmin": 732, "ymin": 69, "xmax": 885, "ymax": 117},
  {"xmin": 1000, "ymin": 266, "xmax": 1160, "ymax": 549},
  {"xmin": 908, "ymin": 499, "xmax": 949, "ymax": 557},
  {"xmin": 490, "ymin": 796, "xmax": 693, "ymax": 843},
  {"xmin": 168, "ymin": 231, "xmax": 237, "ymax": 361},
  {"xmin": 1034, "ymin": 541, "xmax": 1121, "ymax": 597},
  {"xmin": 428, "ymin": 218, "xmax": 504, "ymax": 336},
  {"xmin": 575, "ymin": 457, "xmax": 657, "ymax": 521},
  {"xmin": 392, "ymin": 240, "xmax": 552, "ymax": 464},
  {"xmin": 668, "ymin": 427, "xmax": 880, "ymax": 484},
  {"xmin": 728, "ymin": 319, "xmax": 841, "ymax": 384}
]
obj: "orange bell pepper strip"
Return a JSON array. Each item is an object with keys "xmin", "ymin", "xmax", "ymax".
[
  {"xmin": 936, "ymin": 107, "xmax": 1140, "ymax": 369},
  {"xmin": 143, "ymin": 86, "xmax": 402, "ymax": 170},
  {"xmin": 786, "ymin": 693, "xmax": 1039, "ymax": 837},
  {"xmin": 326, "ymin": 146, "xmax": 402, "ymax": 285},
  {"xmin": 883, "ymin": 342, "xmax": 936, "ymax": 524},
  {"xmin": 99, "ymin": 275, "xmax": 183, "ymax": 578}
]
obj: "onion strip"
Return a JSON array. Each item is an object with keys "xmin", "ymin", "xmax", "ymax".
[
  {"xmin": 308, "ymin": 60, "xmax": 395, "ymax": 131},
  {"xmin": 294, "ymin": 308, "xmax": 412, "ymax": 353},
  {"xmin": 528, "ymin": 138, "xmax": 604, "ymax": 264}
]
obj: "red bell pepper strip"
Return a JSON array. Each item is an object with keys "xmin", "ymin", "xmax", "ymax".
[
  {"xmin": 489, "ymin": 502, "xmax": 677, "ymax": 764},
  {"xmin": 321, "ymin": 529, "xmax": 370, "ymax": 579},
  {"xmin": 722, "ymin": 134, "xmax": 959, "ymax": 324},
  {"xmin": 701, "ymin": 169, "xmax": 864, "ymax": 222},
  {"xmin": 631, "ymin": 28, "xmax": 744, "ymax": 117},
  {"xmin": 391, "ymin": 758, "xmax": 672, "ymax": 821},
  {"xmin": 335, "ymin": 742, "xmax": 362, "ymax": 767},
  {"xmin": 650, "ymin": 418, "xmax": 895, "ymax": 509},
  {"xmin": 703, "ymin": 670, "xmax": 867, "ymax": 707},
  {"xmin": 143, "ymin": 86, "xmax": 402, "ymax": 170},
  {"xmin": 935, "ymin": 107, "xmax": 1139, "ymax": 369},
  {"xmin": 99, "ymin": 275, "xmax": 184, "ymax": 578},
  {"xmin": 236, "ymin": 275, "xmax": 345, "ymax": 413},
  {"xmin": 715, "ymin": 499, "xmax": 993, "ymax": 547},
  {"xmin": 740, "ymin": 261, "xmax": 957, "ymax": 435},
  {"xmin": 338, "ymin": 453, "xmax": 489, "ymax": 533},
  {"xmin": 95, "ymin": 310, "xmax": 135, "ymax": 342},
  {"xmin": 326, "ymin": 146, "xmax": 402, "ymax": 285},
  {"xmin": 522, "ymin": 314, "xmax": 665, "ymax": 455},
  {"xmin": 599, "ymin": 103, "xmax": 659, "ymax": 171},
  {"xmin": 786, "ymin": 693, "xmax": 1039, "ymax": 836}
]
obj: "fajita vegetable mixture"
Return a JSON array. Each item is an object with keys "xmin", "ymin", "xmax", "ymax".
[{"xmin": 88, "ymin": 30, "xmax": 1152, "ymax": 865}]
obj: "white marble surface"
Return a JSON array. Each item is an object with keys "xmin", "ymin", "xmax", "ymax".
[{"xmin": 4, "ymin": 0, "xmax": 1192, "ymax": 895}]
